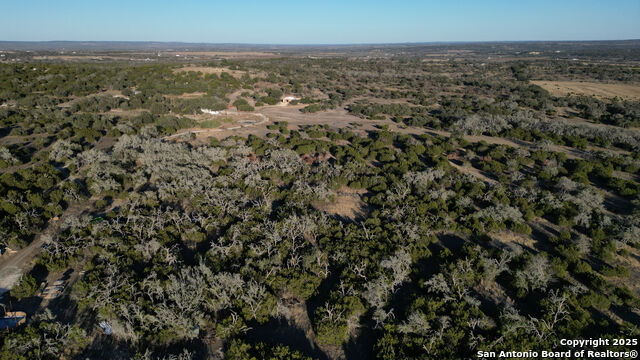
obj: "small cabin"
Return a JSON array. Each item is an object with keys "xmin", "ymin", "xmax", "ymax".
[
  {"xmin": 201, "ymin": 108, "xmax": 220, "ymax": 115},
  {"xmin": 282, "ymin": 96, "xmax": 300, "ymax": 104}
]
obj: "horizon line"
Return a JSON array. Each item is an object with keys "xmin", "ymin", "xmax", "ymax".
[{"xmin": 1, "ymin": 39, "xmax": 639, "ymax": 47}]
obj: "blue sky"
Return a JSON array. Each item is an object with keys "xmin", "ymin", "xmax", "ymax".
[{"xmin": 1, "ymin": 0, "xmax": 638, "ymax": 43}]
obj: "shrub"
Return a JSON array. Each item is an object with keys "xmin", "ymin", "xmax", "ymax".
[
  {"xmin": 295, "ymin": 144, "xmax": 316, "ymax": 155},
  {"xmin": 11, "ymin": 274, "xmax": 38, "ymax": 300},
  {"xmin": 237, "ymin": 104, "xmax": 255, "ymax": 112},
  {"xmin": 260, "ymin": 96, "xmax": 279, "ymax": 105},
  {"xmin": 233, "ymin": 98, "xmax": 249, "ymax": 107}
]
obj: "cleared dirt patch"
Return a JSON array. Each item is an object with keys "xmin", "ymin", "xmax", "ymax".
[
  {"xmin": 104, "ymin": 108, "xmax": 149, "ymax": 116},
  {"xmin": 58, "ymin": 89, "xmax": 126, "ymax": 108},
  {"xmin": 489, "ymin": 230, "xmax": 537, "ymax": 251},
  {"xmin": 165, "ymin": 111, "xmax": 268, "ymax": 140},
  {"xmin": 170, "ymin": 106, "xmax": 622, "ymax": 163},
  {"xmin": 164, "ymin": 92, "xmax": 207, "ymax": 99},
  {"xmin": 185, "ymin": 110, "xmax": 265, "ymax": 127},
  {"xmin": 449, "ymin": 160, "xmax": 497, "ymax": 185},
  {"xmin": 532, "ymin": 80, "xmax": 640, "ymax": 100},
  {"xmin": 312, "ymin": 187, "xmax": 367, "ymax": 220}
]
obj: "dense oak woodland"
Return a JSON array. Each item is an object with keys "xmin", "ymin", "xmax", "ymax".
[{"xmin": 0, "ymin": 46, "xmax": 639, "ymax": 359}]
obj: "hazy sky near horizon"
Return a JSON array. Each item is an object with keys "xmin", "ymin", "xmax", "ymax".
[{"xmin": 1, "ymin": 0, "xmax": 638, "ymax": 43}]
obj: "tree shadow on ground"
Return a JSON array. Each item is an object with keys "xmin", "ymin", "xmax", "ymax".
[{"xmin": 245, "ymin": 316, "xmax": 331, "ymax": 360}]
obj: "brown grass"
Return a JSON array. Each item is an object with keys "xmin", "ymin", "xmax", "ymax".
[
  {"xmin": 532, "ymin": 80, "xmax": 640, "ymax": 100},
  {"xmin": 489, "ymin": 231, "xmax": 537, "ymax": 250},
  {"xmin": 448, "ymin": 160, "xmax": 497, "ymax": 185},
  {"xmin": 312, "ymin": 187, "xmax": 367, "ymax": 220},
  {"xmin": 164, "ymin": 92, "xmax": 206, "ymax": 99},
  {"xmin": 104, "ymin": 108, "xmax": 149, "ymax": 116}
]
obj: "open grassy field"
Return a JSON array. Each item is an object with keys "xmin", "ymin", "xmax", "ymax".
[{"xmin": 532, "ymin": 80, "xmax": 640, "ymax": 100}]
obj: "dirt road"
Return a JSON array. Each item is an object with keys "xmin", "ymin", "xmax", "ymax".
[
  {"xmin": 162, "ymin": 106, "xmax": 622, "ymax": 190},
  {"xmin": 0, "ymin": 238, "xmax": 44, "ymax": 295},
  {"xmin": 185, "ymin": 106, "xmax": 598, "ymax": 159},
  {"xmin": 0, "ymin": 202, "xmax": 91, "ymax": 296},
  {"xmin": 163, "ymin": 112, "xmax": 269, "ymax": 140}
]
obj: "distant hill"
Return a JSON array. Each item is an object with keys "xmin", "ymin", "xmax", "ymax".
[
  {"xmin": 1, "ymin": 40, "xmax": 639, "ymax": 61},
  {"xmin": 0, "ymin": 41, "xmax": 277, "ymax": 51}
]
